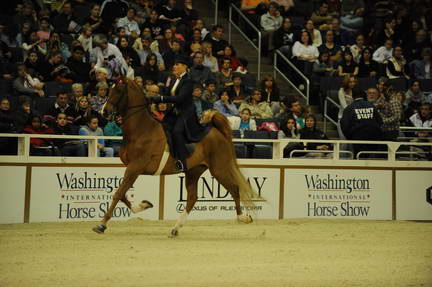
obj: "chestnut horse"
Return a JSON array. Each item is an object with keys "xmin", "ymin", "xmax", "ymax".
[{"xmin": 92, "ymin": 79, "xmax": 257, "ymax": 237}]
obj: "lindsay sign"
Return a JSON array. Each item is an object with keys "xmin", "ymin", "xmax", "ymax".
[
  {"xmin": 29, "ymin": 167, "xmax": 159, "ymax": 222},
  {"xmin": 163, "ymin": 168, "xmax": 280, "ymax": 220}
]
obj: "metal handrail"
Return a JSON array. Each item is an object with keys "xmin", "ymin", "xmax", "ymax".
[
  {"xmin": 323, "ymin": 96, "xmax": 340, "ymax": 133},
  {"xmin": 211, "ymin": 0, "xmax": 219, "ymax": 24},
  {"xmin": 228, "ymin": 3, "xmax": 262, "ymax": 80},
  {"xmin": 399, "ymin": 126, "xmax": 432, "ymax": 131},
  {"xmin": 273, "ymin": 50, "xmax": 310, "ymax": 104},
  {"xmin": 289, "ymin": 149, "xmax": 353, "ymax": 159}
]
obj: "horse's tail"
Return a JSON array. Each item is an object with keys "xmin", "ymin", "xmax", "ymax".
[{"xmin": 211, "ymin": 112, "xmax": 261, "ymax": 209}]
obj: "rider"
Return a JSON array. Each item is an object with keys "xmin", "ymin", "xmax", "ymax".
[{"xmin": 151, "ymin": 55, "xmax": 195, "ymax": 171}]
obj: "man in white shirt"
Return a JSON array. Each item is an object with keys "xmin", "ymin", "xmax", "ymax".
[
  {"xmin": 117, "ymin": 7, "xmax": 141, "ymax": 36},
  {"xmin": 92, "ymin": 34, "xmax": 128, "ymax": 79},
  {"xmin": 373, "ymin": 39, "xmax": 393, "ymax": 64}
]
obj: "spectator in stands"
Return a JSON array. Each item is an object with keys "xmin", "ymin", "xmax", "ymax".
[
  {"xmin": 404, "ymin": 80, "xmax": 426, "ymax": 115},
  {"xmin": 79, "ymin": 115, "xmax": 114, "ymax": 157},
  {"xmin": 116, "ymin": 36, "xmax": 141, "ymax": 68},
  {"xmin": 300, "ymin": 114, "xmax": 331, "ymax": 153},
  {"xmin": 260, "ymin": 75, "xmax": 280, "ymax": 114},
  {"xmin": 90, "ymin": 82, "xmax": 109, "ymax": 114},
  {"xmin": 185, "ymin": 28, "xmax": 202, "ymax": 55},
  {"xmin": 273, "ymin": 17, "xmax": 296, "ymax": 58},
  {"xmin": 22, "ymin": 31, "xmax": 47, "ymax": 59},
  {"xmin": 375, "ymin": 79, "xmax": 403, "ymax": 141},
  {"xmin": 278, "ymin": 117, "xmax": 299, "ymax": 139},
  {"xmin": 45, "ymin": 91, "xmax": 76, "ymax": 124},
  {"xmin": 340, "ymin": 8, "xmax": 365, "ymax": 45},
  {"xmin": 67, "ymin": 46, "xmax": 91, "ymax": 83},
  {"xmin": 142, "ymin": 10, "xmax": 164, "ymax": 39},
  {"xmin": 304, "ymin": 19, "xmax": 322, "ymax": 47},
  {"xmin": 52, "ymin": 112, "xmax": 86, "ymax": 157},
  {"xmin": 311, "ymin": 2, "xmax": 333, "ymax": 27},
  {"xmin": 74, "ymin": 96, "xmax": 101, "ymax": 127},
  {"xmin": 151, "ymin": 28, "xmax": 177, "ymax": 55},
  {"xmin": 92, "ymin": 34, "xmax": 128, "ymax": 80},
  {"xmin": 239, "ymin": 90, "xmax": 273, "ymax": 119},
  {"xmin": 152, "ymin": 103, "xmax": 168, "ymax": 121},
  {"xmin": 279, "ymin": 97, "xmax": 305, "ymax": 129},
  {"xmin": 47, "ymin": 32, "xmax": 70, "ymax": 63},
  {"xmin": 181, "ymin": 0, "xmax": 199, "ymax": 27},
  {"xmin": 162, "ymin": 38, "xmax": 183, "ymax": 71},
  {"xmin": 341, "ymin": 87, "xmax": 383, "ymax": 158},
  {"xmin": 386, "ymin": 46, "xmax": 409, "ymax": 79},
  {"xmin": 405, "ymin": 29, "xmax": 431, "ymax": 63},
  {"xmin": 376, "ymin": 17, "xmax": 397, "ymax": 47},
  {"xmin": 228, "ymin": 73, "xmax": 249, "ymax": 106},
  {"xmin": 220, "ymin": 45, "xmax": 241, "ymax": 72},
  {"xmin": 204, "ymin": 25, "xmax": 229, "ymax": 58},
  {"xmin": 194, "ymin": 19, "xmax": 209, "ymax": 40},
  {"xmin": 117, "ymin": 7, "xmax": 141, "ymax": 37},
  {"xmin": 138, "ymin": 53, "xmax": 161, "ymax": 85},
  {"xmin": 318, "ymin": 30, "xmax": 343, "ymax": 64},
  {"xmin": 202, "ymin": 41, "xmax": 219, "ymax": 72},
  {"xmin": 260, "ymin": 1, "xmax": 283, "ymax": 56},
  {"xmin": 189, "ymin": 51, "xmax": 215, "ymax": 86},
  {"xmin": 38, "ymin": 51, "xmax": 64, "ymax": 81},
  {"xmin": 70, "ymin": 83, "xmax": 84, "ymax": 104},
  {"xmin": 292, "ymin": 30, "xmax": 319, "ymax": 79},
  {"xmin": 100, "ymin": 0, "xmax": 129, "ymax": 33},
  {"xmin": 24, "ymin": 51, "xmax": 43, "ymax": 78},
  {"xmin": 338, "ymin": 76, "xmax": 357, "ymax": 111},
  {"xmin": 410, "ymin": 47, "xmax": 431, "ymax": 80},
  {"xmin": 37, "ymin": 17, "xmax": 51, "ymax": 43},
  {"xmin": 14, "ymin": 3, "xmax": 37, "ymax": 33},
  {"xmin": 192, "ymin": 85, "xmax": 212, "ymax": 118},
  {"xmin": 358, "ymin": 48, "xmax": 380, "ymax": 78},
  {"xmin": 337, "ymin": 49, "xmax": 359, "ymax": 77},
  {"xmin": 367, "ymin": 87, "xmax": 380, "ymax": 104},
  {"xmin": 77, "ymin": 25, "xmax": 93, "ymax": 54},
  {"xmin": 133, "ymin": 35, "xmax": 165, "ymax": 69},
  {"xmin": 214, "ymin": 89, "xmax": 239, "ymax": 117},
  {"xmin": 14, "ymin": 96, "xmax": 37, "ymax": 133},
  {"xmin": 373, "ymin": 39, "xmax": 393, "ymax": 65},
  {"xmin": 158, "ymin": 0, "xmax": 183, "ymax": 28},
  {"xmin": 104, "ymin": 114, "xmax": 124, "ymax": 156},
  {"xmin": 216, "ymin": 57, "xmax": 234, "ymax": 88},
  {"xmin": 409, "ymin": 103, "xmax": 432, "ymax": 138},
  {"xmin": 169, "ymin": 23, "xmax": 186, "ymax": 42},
  {"xmin": 84, "ymin": 3, "xmax": 104, "ymax": 34},
  {"xmin": 13, "ymin": 63, "xmax": 45, "ymax": 98},
  {"xmin": 112, "ymin": 27, "xmax": 127, "ymax": 45},
  {"xmin": 313, "ymin": 51, "xmax": 336, "ymax": 77},
  {"xmin": 52, "ymin": 1, "xmax": 77, "ymax": 35},
  {"xmin": 350, "ymin": 34, "xmax": 366, "ymax": 63},
  {"xmin": 23, "ymin": 115, "xmax": 58, "ymax": 156},
  {"xmin": 229, "ymin": 107, "xmax": 257, "ymax": 132},
  {"xmin": 0, "ymin": 97, "xmax": 16, "ymax": 155},
  {"xmin": 134, "ymin": 76, "xmax": 144, "ymax": 90},
  {"xmin": 202, "ymin": 80, "xmax": 218, "ymax": 104}
]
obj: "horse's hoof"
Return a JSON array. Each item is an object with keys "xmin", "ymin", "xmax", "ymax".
[
  {"xmin": 168, "ymin": 229, "xmax": 179, "ymax": 238},
  {"xmin": 132, "ymin": 200, "xmax": 154, "ymax": 213},
  {"xmin": 237, "ymin": 214, "xmax": 253, "ymax": 224},
  {"xmin": 92, "ymin": 224, "xmax": 107, "ymax": 234}
]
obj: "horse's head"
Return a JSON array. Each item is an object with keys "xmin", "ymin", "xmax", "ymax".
[{"xmin": 102, "ymin": 76, "xmax": 150, "ymax": 117}]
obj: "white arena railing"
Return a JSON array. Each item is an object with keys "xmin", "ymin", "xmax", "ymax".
[{"xmin": 0, "ymin": 133, "xmax": 431, "ymax": 168}]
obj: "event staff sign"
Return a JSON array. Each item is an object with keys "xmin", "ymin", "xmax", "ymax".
[
  {"xmin": 396, "ymin": 170, "xmax": 432, "ymax": 220},
  {"xmin": 284, "ymin": 169, "xmax": 392, "ymax": 220},
  {"xmin": 0, "ymin": 166, "xmax": 26, "ymax": 224},
  {"xmin": 163, "ymin": 168, "xmax": 280, "ymax": 220},
  {"xmin": 29, "ymin": 167, "xmax": 159, "ymax": 222}
]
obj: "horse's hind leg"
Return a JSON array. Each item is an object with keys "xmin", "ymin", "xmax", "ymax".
[
  {"xmin": 169, "ymin": 165, "xmax": 207, "ymax": 238},
  {"xmin": 209, "ymin": 168, "xmax": 253, "ymax": 224},
  {"xmin": 92, "ymin": 167, "xmax": 139, "ymax": 234}
]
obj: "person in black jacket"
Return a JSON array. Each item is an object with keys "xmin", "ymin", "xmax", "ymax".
[
  {"xmin": 0, "ymin": 97, "xmax": 17, "ymax": 155},
  {"xmin": 300, "ymin": 114, "xmax": 331, "ymax": 153},
  {"xmin": 52, "ymin": 112, "xmax": 86, "ymax": 157},
  {"xmin": 340, "ymin": 87, "xmax": 383, "ymax": 158},
  {"xmin": 66, "ymin": 46, "xmax": 91, "ymax": 83},
  {"xmin": 151, "ymin": 55, "xmax": 197, "ymax": 171}
]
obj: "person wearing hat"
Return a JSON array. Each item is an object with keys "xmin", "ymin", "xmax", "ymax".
[
  {"xmin": 151, "ymin": 54, "xmax": 196, "ymax": 171},
  {"xmin": 66, "ymin": 46, "xmax": 92, "ymax": 83}
]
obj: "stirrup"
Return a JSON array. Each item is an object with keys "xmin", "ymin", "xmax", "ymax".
[{"xmin": 175, "ymin": 160, "xmax": 185, "ymax": 171}]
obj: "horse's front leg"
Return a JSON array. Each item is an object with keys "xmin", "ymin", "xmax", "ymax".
[
  {"xmin": 92, "ymin": 167, "xmax": 139, "ymax": 234},
  {"xmin": 169, "ymin": 165, "xmax": 207, "ymax": 238}
]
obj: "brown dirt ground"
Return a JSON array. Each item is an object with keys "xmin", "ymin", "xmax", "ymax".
[{"xmin": 0, "ymin": 219, "xmax": 431, "ymax": 287}]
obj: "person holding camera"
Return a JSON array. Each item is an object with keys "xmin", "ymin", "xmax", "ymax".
[{"xmin": 92, "ymin": 34, "xmax": 128, "ymax": 79}]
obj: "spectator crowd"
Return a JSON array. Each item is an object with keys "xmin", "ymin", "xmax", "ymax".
[{"xmin": 0, "ymin": 0, "xmax": 431, "ymax": 159}]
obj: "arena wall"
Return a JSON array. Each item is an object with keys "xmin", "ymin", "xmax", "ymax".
[{"xmin": 1, "ymin": 160, "xmax": 431, "ymax": 224}]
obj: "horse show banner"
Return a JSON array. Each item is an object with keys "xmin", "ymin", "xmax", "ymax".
[
  {"xmin": 284, "ymin": 169, "xmax": 392, "ymax": 220},
  {"xmin": 163, "ymin": 168, "xmax": 280, "ymax": 220},
  {"xmin": 29, "ymin": 167, "xmax": 159, "ymax": 222},
  {"xmin": 0, "ymin": 166, "xmax": 26, "ymax": 224},
  {"xmin": 396, "ymin": 170, "xmax": 432, "ymax": 220}
]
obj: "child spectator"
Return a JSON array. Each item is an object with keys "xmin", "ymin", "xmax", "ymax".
[
  {"xmin": 52, "ymin": 112, "xmax": 86, "ymax": 157},
  {"xmin": 202, "ymin": 80, "xmax": 218, "ymax": 104},
  {"xmin": 23, "ymin": 115, "xmax": 58, "ymax": 156},
  {"xmin": 79, "ymin": 115, "xmax": 114, "ymax": 157},
  {"xmin": 229, "ymin": 108, "xmax": 257, "ymax": 131},
  {"xmin": 104, "ymin": 115, "xmax": 124, "ymax": 156}
]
